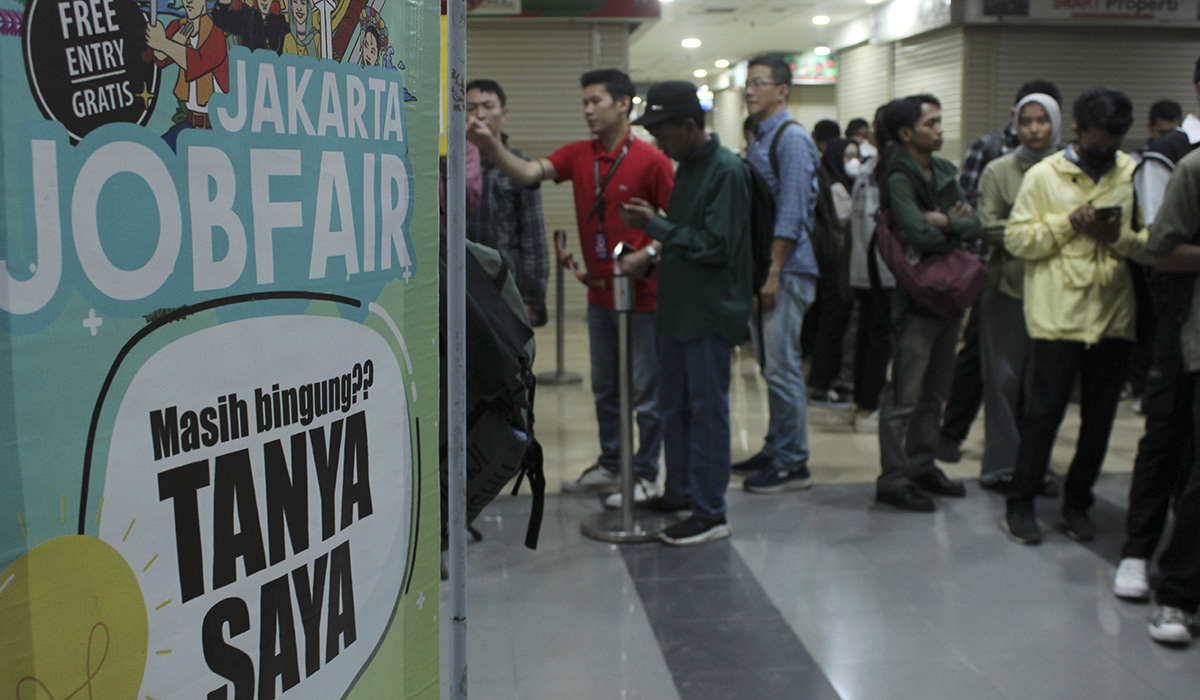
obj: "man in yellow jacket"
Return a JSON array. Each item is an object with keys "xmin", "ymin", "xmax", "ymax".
[{"xmin": 1002, "ymin": 87, "xmax": 1149, "ymax": 545}]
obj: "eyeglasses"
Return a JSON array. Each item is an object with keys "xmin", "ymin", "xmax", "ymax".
[{"xmin": 745, "ymin": 79, "xmax": 783, "ymax": 90}]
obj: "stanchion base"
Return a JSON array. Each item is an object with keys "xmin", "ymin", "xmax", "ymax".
[
  {"xmin": 537, "ymin": 370, "xmax": 584, "ymax": 385},
  {"xmin": 579, "ymin": 510, "xmax": 680, "ymax": 544}
]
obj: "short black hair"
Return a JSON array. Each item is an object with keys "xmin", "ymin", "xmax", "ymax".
[
  {"xmin": 1015, "ymin": 80, "xmax": 1062, "ymax": 107},
  {"xmin": 1193, "ymin": 55, "xmax": 1200, "ymax": 85},
  {"xmin": 846, "ymin": 118, "xmax": 870, "ymax": 138},
  {"xmin": 813, "ymin": 119, "xmax": 841, "ymax": 143},
  {"xmin": 1149, "ymin": 99, "xmax": 1183, "ymax": 124},
  {"xmin": 581, "ymin": 69, "xmax": 636, "ymax": 115},
  {"xmin": 747, "ymin": 55, "xmax": 792, "ymax": 90},
  {"xmin": 880, "ymin": 94, "xmax": 941, "ymax": 145},
  {"xmin": 466, "ymin": 79, "xmax": 506, "ymax": 107},
  {"xmin": 1073, "ymin": 87, "xmax": 1134, "ymax": 136}
]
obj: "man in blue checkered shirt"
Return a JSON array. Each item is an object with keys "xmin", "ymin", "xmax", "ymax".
[
  {"xmin": 733, "ymin": 55, "xmax": 824, "ymax": 494},
  {"xmin": 465, "ymin": 79, "xmax": 550, "ymax": 326}
]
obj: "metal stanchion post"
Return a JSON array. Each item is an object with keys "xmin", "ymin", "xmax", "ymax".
[
  {"xmin": 581, "ymin": 244, "xmax": 676, "ymax": 543},
  {"xmin": 538, "ymin": 230, "xmax": 583, "ymax": 385}
]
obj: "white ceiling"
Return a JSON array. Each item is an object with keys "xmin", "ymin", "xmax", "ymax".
[{"xmin": 628, "ymin": 0, "xmax": 873, "ymax": 85}]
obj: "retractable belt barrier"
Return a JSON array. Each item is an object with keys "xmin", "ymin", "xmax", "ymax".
[{"xmin": 538, "ymin": 230, "xmax": 583, "ymax": 386}]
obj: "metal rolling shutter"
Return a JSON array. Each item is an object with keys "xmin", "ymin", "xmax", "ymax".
[
  {"xmin": 466, "ymin": 20, "xmax": 632, "ymax": 317},
  {"xmin": 837, "ymin": 42, "xmax": 893, "ymax": 130},
  {"xmin": 712, "ymin": 87, "xmax": 746, "ymax": 153},
  {"xmin": 894, "ymin": 28, "xmax": 966, "ymax": 161},
  {"xmin": 790, "ymin": 85, "xmax": 838, "ymax": 132},
  {"xmin": 994, "ymin": 26, "xmax": 1200, "ymax": 153}
]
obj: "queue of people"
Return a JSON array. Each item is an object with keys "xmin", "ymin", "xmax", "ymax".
[{"xmin": 461, "ymin": 58, "xmax": 1200, "ymax": 647}]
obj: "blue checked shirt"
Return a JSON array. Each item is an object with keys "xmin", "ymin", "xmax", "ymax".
[
  {"xmin": 467, "ymin": 138, "xmax": 550, "ymax": 316},
  {"xmin": 746, "ymin": 110, "xmax": 821, "ymax": 277}
]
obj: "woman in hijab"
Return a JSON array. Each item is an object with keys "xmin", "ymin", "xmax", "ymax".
[
  {"xmin": 976, "ymin": 92, "xmax": 1061, "ymax": 494},
  {"xmin": 823, "ymin": 137, "xmax": 860, "ymax": 229},
  {"xmin": 807, "ymin": 137, "xmax": 861, "ymax": 406}
]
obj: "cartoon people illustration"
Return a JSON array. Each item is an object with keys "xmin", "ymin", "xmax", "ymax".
[
  {"xmin": 283, "ymin": 0, "xmax": 321, "ymax": 57},
  {"xmin": 357, "ymin": 8, "xmax": 386, "ymax": 68},
  {"xmin": 212, "ymin": 0, "xmax": 290, "ymax": 54},
  {"xmin": 144, "ymin": 0, "xmax": 230, "ymax": 149},
  {"xmin": 357, "ymin": 8, "xmax": 416, "ymax": 101}
]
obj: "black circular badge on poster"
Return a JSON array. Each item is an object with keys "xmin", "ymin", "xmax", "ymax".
[{"xmin": 23, "ymin": 0, "xmax": 160, "ymax": 142}]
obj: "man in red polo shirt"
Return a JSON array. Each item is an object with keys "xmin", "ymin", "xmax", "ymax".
[{"xmin": 467, "ymin": 68, "xmax": 675, "ymax": 506}]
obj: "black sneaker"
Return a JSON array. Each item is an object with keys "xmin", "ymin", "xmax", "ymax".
[
  {"xmin": 911, "ymin": 467, "xmax": 967, "ymax": 497},
  {"xmin": 1039, "ymin": 474, "xmax": 1060, "ymax": 498},
  {"xmin": 658, "ymin": 515, "xmax": 731, "ymax": 546},
  {"xmin": 981, "ymin": 473, "xmax": 1015, "ymax": 494},
  {"xmin": 936, "ymin": 438, "xmax": 963, "ymax": 463},
  {"xmin": 875, "ymin": 485, "xmax": 935, "ymax": 512},
  {"xmin": 1060, "ymin": 508, "xmax": 1097, "ymax": 541},
  {"xmin": 732, "ymin": 451, "xmax": 773, "ymax": 474},
  {"xmin": 1003, "ymin": 501, "xmax": 1043, "ymax": 545}
]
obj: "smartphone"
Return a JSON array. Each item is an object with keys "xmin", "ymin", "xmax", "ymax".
[
  {"xmin": 1091, "ymin": 205, "xmax": 1121, "ymax": 243},
  {"xmin": 1094, "ymin": 206, "xmax": 1121, "ymax": 224}
]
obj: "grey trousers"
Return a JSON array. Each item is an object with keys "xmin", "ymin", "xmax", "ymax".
[
  {"xmin": 978, "ymin": 288, "xmax": 1033, "ymax": 484},
  {"xmin": 877, "ymin": 296, "xmax": 961, "ymax": 493}
]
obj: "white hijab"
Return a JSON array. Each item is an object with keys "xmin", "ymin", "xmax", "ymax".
[{"xmin": 1012, "ymin": 93, "xmax": 1061, "ymax": 163}]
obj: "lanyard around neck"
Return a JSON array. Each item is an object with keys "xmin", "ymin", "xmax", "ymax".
[{"xmin": 587, "ymin": 133, "xmax": 634, "ymax": 221}]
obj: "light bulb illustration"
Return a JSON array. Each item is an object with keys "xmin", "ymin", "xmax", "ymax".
[{"xmin": 0, "ymin": 534, "xmax": 148, "ymax": 700}]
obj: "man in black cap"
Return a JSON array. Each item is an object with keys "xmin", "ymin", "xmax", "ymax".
[{"xmin": 618, "ymin": 81, "xmax": 754, "ymax": 545}]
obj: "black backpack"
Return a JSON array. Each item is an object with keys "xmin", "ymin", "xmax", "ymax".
[
  {"xmin": 439, "ymin": 241, "xmax": 545, "ymax": 552},
  {"xmin": 742, "ymin": 119, "xmax": 801, "ymax": 296}
]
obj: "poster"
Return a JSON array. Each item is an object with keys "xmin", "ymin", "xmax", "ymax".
[{"xmin": 0, "ymin": 0, "xmax": 441, "ymax": 696}]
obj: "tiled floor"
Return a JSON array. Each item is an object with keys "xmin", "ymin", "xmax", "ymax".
[{"xmin": 440, "ymin": 314, "xmax": 1197, "ymax": 699}]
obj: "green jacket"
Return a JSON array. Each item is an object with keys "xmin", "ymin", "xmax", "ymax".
[
  {"xmin": 887, "ymin": 148, "xmax": 982, "ymax": 255},
  {"xmin": 645, "ymin": 134, "xmax": 753, "ymax": 344},
  {"xmin": 978, "ymin": 152, "xmax": 1036, "ymax": 298}
]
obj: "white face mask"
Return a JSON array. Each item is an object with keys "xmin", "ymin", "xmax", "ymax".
[{"xmin": 844, "ymin": 158, "xmax": 862, "ymax": 180}]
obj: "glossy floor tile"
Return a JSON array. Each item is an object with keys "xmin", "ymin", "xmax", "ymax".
[{"xmin": 440, "ymin": 313, "xmax": 1193, "ymax": 700}]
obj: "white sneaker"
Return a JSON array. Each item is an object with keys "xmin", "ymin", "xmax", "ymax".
[
  {"xmin": 1148, "ymin": 605, "xmax": 1194, "ymax": 645},
  {"xmin": 603, "ymin": 478, "xmax": 661, "ymax": 509},
  {"xmin": 561, "ymin": 463, "xmax": 619, "ymax": 494},
  {"xmin": 1113, "ymin": 558, "xmax": 1150, "ymax": 600}
]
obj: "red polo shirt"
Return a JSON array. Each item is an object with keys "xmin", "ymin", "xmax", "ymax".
[{"xmin": 547, "ymin": 132, "xmax": 674, "ymax": 312}]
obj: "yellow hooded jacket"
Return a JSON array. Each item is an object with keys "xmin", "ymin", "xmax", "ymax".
[{"xmin": 1004, "ymin": 150, "xmax": 1149, "ymax": 345}]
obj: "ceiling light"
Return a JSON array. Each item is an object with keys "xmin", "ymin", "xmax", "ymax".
[
  {"xmin": 866, "ymin": 0, "xmax": 884, "ymax": 4},
  {"xmin": 812, "ymin": 15, "xmax": 830, "ymax": 24},
  {"xmin": 694, "ymin": 69, "xmax": 708, "ymax": 78},
  {"xmin": 714, "ymin": 59, "xmax": 729, "ymax": 68},
  {"xmin": 633, "ymin": 96, "xmax": 643, "ymax": 104},
  {"xmin": 681, "ymin": 38, "xmax": 702, "ymax": 48},
  {"xmin": 813, "ymin": 46, "xmax": 831, "ymax": 56},
  {"xmin": 660, "ymin": 0, "xmax": 673, "ymax": 3}
]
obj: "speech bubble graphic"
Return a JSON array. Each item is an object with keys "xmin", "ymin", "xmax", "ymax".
[{"xmin": 97, "ymin": 314, "xmax": 413, "ymax": 700}]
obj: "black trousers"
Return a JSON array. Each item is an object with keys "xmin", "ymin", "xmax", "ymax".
[
  {"xmin": 1122, "ymin": 302, "xmax": 1194, "ymax": 560},
  {"xmin": 1154, "ymin": 372, "xmax": 1200, "ymax": 613},
  {"xmin": 852, "ymin": 287, "xmax": 893, "ymax": 412},
  {"xmin": 1007, "ymin": 338, "xmax": 1133, "ymax": 509},
  {"xmin": 940, "ymin": 298, "xmax": 983, "ymax": 444},
  {"xmin": 809, "ymin": 273, "xmax": 854, "ymax": 392}
]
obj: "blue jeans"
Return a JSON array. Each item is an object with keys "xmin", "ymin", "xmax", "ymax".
[
  {"xmin": 587, "ymin": 304, "xmax": 662, "ymax": 480},
  {"xmin": 659, "ymin": 333, "xmax": 733, "ymax": 520},
  {"xmin": 762, "ymin": 273, "xmax": 817, "ymax": 473}
]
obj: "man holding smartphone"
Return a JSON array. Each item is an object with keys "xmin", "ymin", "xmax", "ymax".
[{"xmin": 1002, "ymin": 88, "xmax": 1150, "ymax": 545}]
